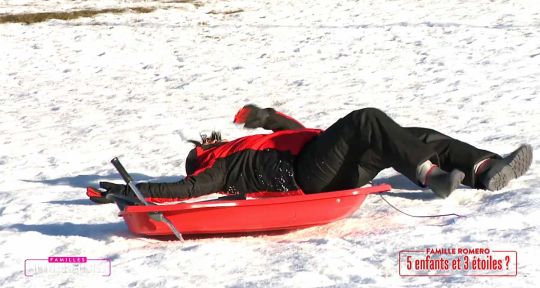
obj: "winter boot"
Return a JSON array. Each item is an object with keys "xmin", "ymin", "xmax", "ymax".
[
  {"xmin": 426, "ymin": 167, "xmax": 465, "ymax": 198},
  {"xmin": 477, "ymin": 144, "xmax": 533, "ymax": 191}
]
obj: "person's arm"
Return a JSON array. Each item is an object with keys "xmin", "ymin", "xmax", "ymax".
[
  {"xmin": 136, "ymin": 165, "xmax": 226, "ymax": 200},
  {"xmin": 233, "ymin": 104, "xmax": 305, "ymax": 131},
  {"xmin": 101, "ymin": 161, "xmax": 226, "ymax": 202}
]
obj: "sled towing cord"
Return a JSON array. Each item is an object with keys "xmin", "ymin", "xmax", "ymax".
[
  {"xmin": 111, "ymin": 157, "xmax": 185, "ymax": 241},
  {"xmin": 378, "ymin": 194, "xmax": 466, "ymax": 220}
]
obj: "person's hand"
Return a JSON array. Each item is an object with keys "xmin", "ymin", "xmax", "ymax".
[
  {"xmin": 233, "ymin": 104, "xmax": 271, "ymax": 129},
  {"xmin": 99, "ymin": 182, "xmax": 127, "ymax": 195}
]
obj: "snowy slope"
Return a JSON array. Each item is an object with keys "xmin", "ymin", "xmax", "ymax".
[{"xmin": 1, "ymin": 0, "xmax": 539, "ymax": 287}]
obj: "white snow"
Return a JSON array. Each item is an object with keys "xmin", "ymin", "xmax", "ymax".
[{"xmin": 1, "ymin": 0, "xmax": 539, "ymax": 287}]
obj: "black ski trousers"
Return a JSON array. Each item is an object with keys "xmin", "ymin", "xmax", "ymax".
[{"xmin": 295, "ymin": 108, "xmax": 498, "ymax": 193}]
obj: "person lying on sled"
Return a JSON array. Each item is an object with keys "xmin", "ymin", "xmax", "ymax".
[{"xmin": 91, "ymin": 105, "xmax": 532, "ymax": 204}]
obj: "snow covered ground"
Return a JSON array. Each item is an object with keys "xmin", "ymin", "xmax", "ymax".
[{"xmin": 1, "ymin": 0, "xmax": 539, "ymax": 287}]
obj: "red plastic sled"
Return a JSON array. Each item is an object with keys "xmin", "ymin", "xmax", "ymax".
[{"xmin": 120, "ymin": 184, "xmax": 391, "ymax": 236}]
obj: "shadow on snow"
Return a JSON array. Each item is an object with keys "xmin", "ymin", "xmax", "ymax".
[
  {"xmin": 5, "ymin": 222, "xmax": 131, "ymax": 240},
  {"xmin": 23, "ymin": 173, "xmax": 183, "ymax": 188},
  {"xmin": 374, "ymin": 174, "xmax": 438, "ymax": 201}
]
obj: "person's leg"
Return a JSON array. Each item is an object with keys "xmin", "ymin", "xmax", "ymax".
[
  {"xmin": 321, "ymin": 147, "xmax": 421, "ymax": 192},
  {"xmin": 404, "ymin": 127, "xmax": 533, "ymax": 190},
  {"xmin": 405, "ymin": 127, "xmax": 499, "ymax": 188},
  {"xmin": 295, "ymin": 108, "xmax": 461, "ymax": 194},
  {"xmin": 309, "ymin": 148, "xmax": 386, "ymax": 192}
]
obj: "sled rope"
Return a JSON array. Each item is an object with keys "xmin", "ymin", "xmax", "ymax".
[{"xmin": 378, "ymin": 194, "xmax": 466, "ymax": 218}]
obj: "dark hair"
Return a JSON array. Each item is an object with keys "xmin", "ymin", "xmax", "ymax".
[
  {"xmin": 188, "ymin": 131, "xmax": 222, "ymax": 147},
  {"xmin": 185, "ymin": 131, "xmax": 223, "ymax": 175}
]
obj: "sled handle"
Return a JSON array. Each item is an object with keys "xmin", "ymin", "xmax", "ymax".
[
  {"xmin": 110, "ymin": 157, "xmax": 184, "ymax": 241},
  {"xmin": 111, "ymin": 157, "xmax": 149, "ymax": 206},
  {"xmin": 149, "ymin": 213, "xmax": 184, "ymax": 241}
]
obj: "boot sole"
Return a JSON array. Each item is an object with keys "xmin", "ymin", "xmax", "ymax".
[{"xmin": 484, "ymin": 144, "xmax": 533, "ymax": 191}]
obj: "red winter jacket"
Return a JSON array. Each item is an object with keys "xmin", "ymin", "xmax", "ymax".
[{"xmin": 135, "ymin": 107, "xmax": 321, "ymax": 202}]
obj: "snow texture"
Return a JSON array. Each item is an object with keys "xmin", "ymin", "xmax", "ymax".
[{"xmin": 1, "ymin": 0, "xmax": 539, "ymax": 287}]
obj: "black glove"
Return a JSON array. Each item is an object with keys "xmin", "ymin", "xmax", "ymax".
[
  {"xmin": 233, "ymin": 104, "xmax": 304, "ymax": 131},
  {"xmin": 99, "ymin": 182, "xmax": 128, "ymax": 195},
  {"xmin": 233, "ymin": 104, "xmax": 272, "ymax": 129}
]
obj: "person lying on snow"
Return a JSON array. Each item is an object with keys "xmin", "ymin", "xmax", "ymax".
[{"xmin": 90, "ymin": 105, "xmax": 533, "ymax": 204}]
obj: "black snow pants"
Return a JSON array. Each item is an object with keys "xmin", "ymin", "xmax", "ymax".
[{"xmin": 295, "ymin": 108, "xmax": 498, "ymax": 193}]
